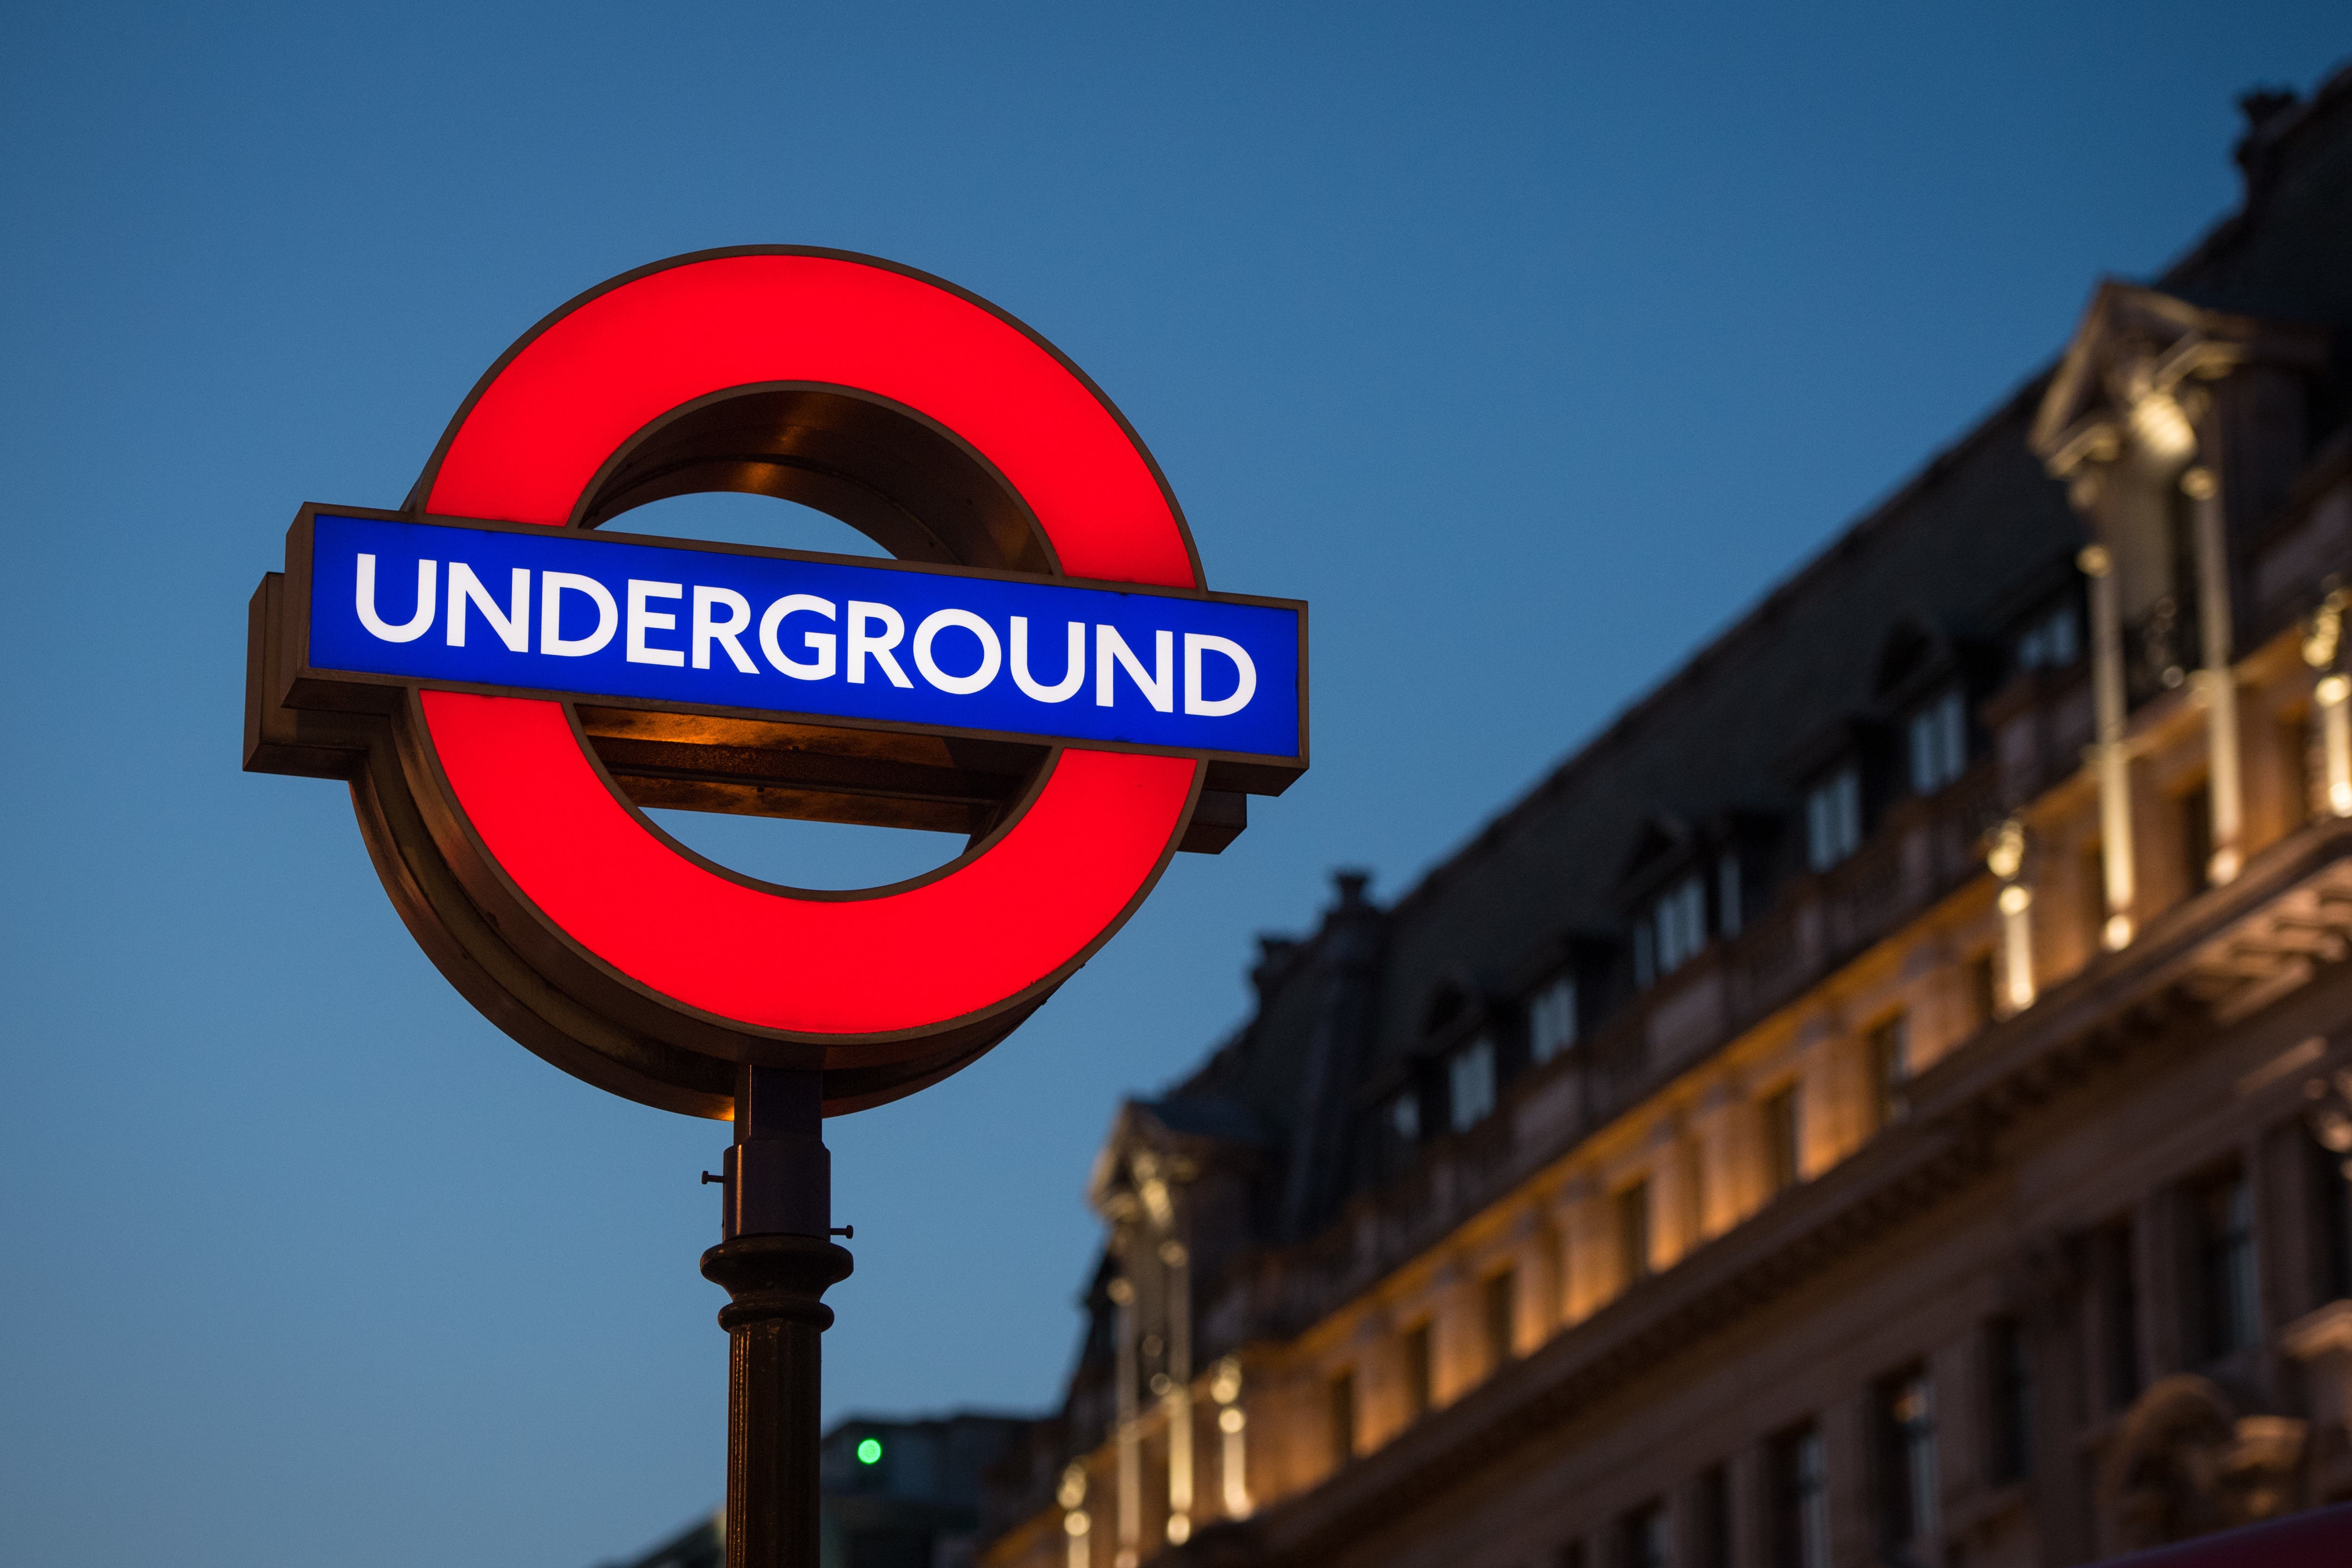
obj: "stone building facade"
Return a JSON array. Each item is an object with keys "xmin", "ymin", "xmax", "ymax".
[{"xmin": 983, "ymin": 69, "xmax": 2352, "ymax": 1568}]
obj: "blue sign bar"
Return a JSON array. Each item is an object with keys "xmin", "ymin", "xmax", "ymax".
[{"xmin": 307, "ymin": 514, "xmax": 1303, "ymax": 760}]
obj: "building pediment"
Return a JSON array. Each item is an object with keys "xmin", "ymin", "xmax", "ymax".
[
  {"xmin": 2030, "ymin": 281, "xmax": 2326, "ymax": 480},
  {"xmin": 1086, "ymin": 1096, "xmax": 1266, "ymax": 1218}
]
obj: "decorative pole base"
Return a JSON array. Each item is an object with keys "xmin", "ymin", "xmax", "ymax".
[{"xmin": 701, "ymin": 1233, "xmax": 854, "ymax": 1568}]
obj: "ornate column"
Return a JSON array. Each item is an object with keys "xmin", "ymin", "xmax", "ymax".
[
  {"xmin": 1209, "ymin": 1357, "xmax": 1251, "ymax": 1521},
  {"xmin": 1107, "ymin": 1270, "xmax": 1141, "ymax": 1568},
  {"xmin": 2307, "ymin": 591, "xmax": 2352, "ymax": 817},
  {"xmin": 2185, "ymin": 464, "xmax": 2244, "ymax": 882},
  {"xmin": 2080, "ymin": 543, "xmax": 2138, "ymax": 948},
  {"xmin": 1059, "ymin": 1463, "xmax": 1092, "ymax": 1568},
  {"xmin": 1160, "ymin": 1236, "xmax": 1194, "ymax": 1548},
  {"xmin": 1987, "ymin": 817, "xmax": 2037, "ymax": 1015}
]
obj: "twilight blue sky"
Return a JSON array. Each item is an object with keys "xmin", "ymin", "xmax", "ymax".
[{"xmin": 2, "ymin": 6, "xmax": 2344, "ymax": 1566}]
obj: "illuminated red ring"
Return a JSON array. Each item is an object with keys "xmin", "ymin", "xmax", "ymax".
[{"xmin": 411, "ymin": 251, "xmax": 1200, "ymax": 1038}]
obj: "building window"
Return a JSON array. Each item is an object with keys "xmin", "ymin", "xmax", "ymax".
[
  {"xmin": 2313, "ymin": 1138, "xmax": 2352, "ymax": 1306},
  {"xmin": 1805, "ymin": 765, "xmax": 1862, "ymax": 872},
  {"xmin": 2092, "ymin": 1220, "xmax": 2142, "ymax": 1412},
  {"xmin": 1694, "ymin": 1462, "xmax": 1732, "ymax": 1568},
  {"xmin": 1327, "ymin": 1370, "xmax": 1356, "ymax": 1466},
  {"xmin": 1617, "ymin": 1500, "xmax": 1668, "ymax": 1568},
  {"xmin": 1449, "ymin": 1038, "xmax": 1497, "ymax": 1132},
  {"xmin": 1646, "ymin": 872, "xmax": 1708, "ymax": 982},
  {"xmin": 1763, "ymin": 1084, "xmax": 1803, "ymax": 1195},
  {"xmin": 1718, "ymin": 852, "xmax": 1744, "ymax": 938},
  {"xmin": 1907, "ymin": 687, "xmax": 1967, "ymax": 794},
  {"xmin": 2081, "ymin": 842, "xmax": 2110, "ymax": 956},
  {"xmin": 2181, "ymin": 782, "xmax": 2213, "ymax": 895},
  {"xmin": 1986, "ymin": 1316, "xmax": 2033, "ymax": 1484},
  {"xmin": 1484, "ymin": 1268, "xmax": 1516, "ymax": 1373},
  {"xmin": 1876, "ymin": 1364, "xmax": 1939, "ymax": 1551},
  {"xmin": 1768, "ymin": 1421, "xmax": 1830, "ymax": 1568},
  {"xmin": 1967, "ymin": 951, "xmax": 1998, "ymax": 1032},
  {"xmin": 1401, "ymin": 1322, "xmax": 1433, "ymax": 1423},
  {"xmin": 2190, "ymin": 1168, "xmax": 2259, "ymax": 1360},
  {"xmin": 1867, "ymin": 1013, "xmax": 1910, "ymax": 1133},
  {"xmin": 1390, "ymin": 1090, "xmax": 1421, "ymax": 1144},
  {"xmin": 1530, "ymin": 975, "xmax": 1579, "ymax": 1065},
  {"xmin": 2015, "ymin": 600, "xmax": 2080, "ymax": 671},
  {"xmin": 1616, "ymin": 1180, "xmax": 1653, "ymax": 1289}
]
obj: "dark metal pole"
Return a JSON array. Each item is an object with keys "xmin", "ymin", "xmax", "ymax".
[{"xmin": 700, "ymin": 1065, "xmax": 852, "ymax": 1568}]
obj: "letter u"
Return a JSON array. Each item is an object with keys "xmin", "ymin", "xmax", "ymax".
[{"xmin": 356, "ymin": 554, "xmax": 437, "ymax": 643}]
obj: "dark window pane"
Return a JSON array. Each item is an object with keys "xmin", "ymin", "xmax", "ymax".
[
  {"xmin": 2181, "ymin": 784, "xmax": 2213, "ymax": 895},
  {"xmin": 2094, "ymin": 1221, "xmax": 2142, "ymax": 1411},
  {"xmin": 1402, "ymin": 1324, "xmax": 1432, "ymax": 1422},
  {"xmin": 1867, "ymin": 1015, "xmax": 1909, "ymax": 1133},
  {"xmin": 1617, "ymin": 1181, "xmax": 1652, "ymax": 1287},
  {"xmin": 1967, "ymin": 952, "xmax": 1997, "ymax": 1032},
  {"xmin": 1617, "ymin": 1500, "xmax": 1667, "ymax": 1568},
  {"xmin": 1484, "ymin": 1269, "xmax": 1517, "ymax": 1374},
  {"xmin": 1768, "ymin": 1422, "xmax": 1829, "ymax": 1568},
  {"xmin": 2191, "ymin": 1169, "xmax": 2259, "ymax": 1359},
  {"xmin": 2315, "ymin": 1138, "xmax": 2352, "ymax": 1305},
  {"xmin": 1875, "ymin": 1364, "xmax": 1938, "ymax": 1548},
  {"xmin": 1695, "ymin": 1462, "xmax": 1731, "ymax": 1568},
  {"xmin": 1328, "ymin": 1371, "xmax": 1356, "ymax": 1466},
  {"xmin": 1986, "ymin": 1317, "xmax": 2033, "ymax": 1483},
  {"xmin": 1764, "ymin": 1086, "xmax": 1802, "ymax": 1195}
]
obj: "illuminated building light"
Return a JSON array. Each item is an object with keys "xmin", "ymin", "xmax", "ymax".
[
  {"xmin": 2318, "ymin": 674, "xmax": 2352, "ymax": 818},
  {"xmin": 2129, "ymin": 392, "xmax": 2197, "ymax": 465}
]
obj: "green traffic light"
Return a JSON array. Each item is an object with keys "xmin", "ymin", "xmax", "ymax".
[{"xmin": 856, "ymin": 1437, "xmax": 883, "ymax": 1465}]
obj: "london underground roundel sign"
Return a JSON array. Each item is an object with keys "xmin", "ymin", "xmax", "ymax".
[{"xmin": 245, "ymin": 248, "xmax": 1307, "ymax": 1118}]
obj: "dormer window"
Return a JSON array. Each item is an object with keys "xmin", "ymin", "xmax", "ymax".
[
  {"xmin": 1634, "ymin": 873, "xmax": 1707, "ymax": 986},
  {"xmin": 1717, "ymin": 852, "xmax": 1744, "ymax": 938},
  {"xmin": 1529, "ymin": 975, "xmax": 1578, "ymax": 1065},
  {"xmin": 1448, "ymin": 1038, "xmax": 1496, "ymax": 1131},
  {"xmin": 1656, "ymin": 874, "xmax": 1705, "ymax": 975},
  {"xmin": 2014, "ymin": 601, "xmax": 2079, "ymax": 671},
  {"xmin": 1906, "ymin": 688, "xmax": 1967, "ymax": 795},
  {"xmin": 1804, "ymin": 765, "xmax": 1862, "ymax": 871},
  {"xmin": 1389, "ymin": 1090, "xmax": 1421, "ymax": 1142}
]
